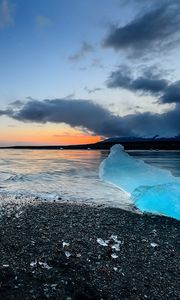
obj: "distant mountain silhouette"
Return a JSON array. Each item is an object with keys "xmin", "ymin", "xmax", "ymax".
[{"xmin": 103, "ymin": 135, "xmax": 180, "ymax": 143}]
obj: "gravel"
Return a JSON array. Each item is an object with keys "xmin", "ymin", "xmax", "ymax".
[{"xmin": 0, "ymin": 201, "xmax": 179, "ymax": 299}]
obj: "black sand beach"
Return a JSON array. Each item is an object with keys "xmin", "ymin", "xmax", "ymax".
[{"xmin": 0, "ymin": 201, "xmax": 179, "ymax": 300}]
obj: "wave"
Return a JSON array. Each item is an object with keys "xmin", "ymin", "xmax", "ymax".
[{"xmin": 99, "ymin": 144, "xmax": 180, "ymax": 220}]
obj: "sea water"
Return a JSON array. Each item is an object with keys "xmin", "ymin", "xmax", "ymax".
[
  {"xmin": 0, "ymin": 149, "xmax": 131, "ymax": 208},
  {"xmin": 0, "ymin": 149, "xmax": 180, "ymax": 216}
]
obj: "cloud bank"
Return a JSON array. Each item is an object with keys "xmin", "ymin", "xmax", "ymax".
[{"xmin": 0, "ymin": 98, "xmax": 179, "ymax": 137}]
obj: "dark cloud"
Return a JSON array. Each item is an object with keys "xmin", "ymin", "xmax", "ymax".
[
  {"xmin": 103, "ymin": 1, "xmax": 180, "ymax": 57},
  {"xmin": 107, "ymin": 66, "xmax": 180, "ymax": 104},
  {"xmin": 8, "ymin": 99, "xmax": 112, "ymax": 135},
  {"xmin": 107, "ymin": 66, "xmax": 132, "ymax": 90},
  {"xmin": 69, "ymin": 42, "xmax": 94, "ymax": 62},
  {"xmin": 0, "ymin": 98, "xmax": 179, "ymax": 137},
  {"xmin": 131, "ymin": 78, "xmax": 167, "ymax": 94},
  {"xmin": 107, "ymin": 66, "xmax": 168, "ymax": 94},
  {"xmin": 118, "ymin": 105, "xmax": 180, "ymax": 136},
  {"xmin": 160, "ymin": 81, "xmax": 180, "ymax": 104},
  {"xmin": 0, "ymin": 109, "xmax": 12, "ymax": 116},
  {"xmin": 0, "ymin": 110, "xmax": 5, "ymax": 116}
]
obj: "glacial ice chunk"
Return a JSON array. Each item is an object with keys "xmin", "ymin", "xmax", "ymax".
[
  {"xmin": 99, "ymin": 144, "xmax": 180, "ymax": 220},
  {"xmin": 133, "ymin": 183, "xmax": 180, "ymax": 219},
  {"xmin": 100, "ymin": 144, "xmax": 179, "ymax": 193}
]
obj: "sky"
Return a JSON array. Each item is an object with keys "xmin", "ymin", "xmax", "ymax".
[{"xmin": 0, "ymin": 0, "xmax": 180, "ymax": 146}]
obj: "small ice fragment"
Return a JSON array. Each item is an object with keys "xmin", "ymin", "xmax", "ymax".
[
  {"xmin": 63, "ymin": 242, "xmax": 70, "ymax": 248},
  {"xmin": 150, "ymin": 242, "xmax": 158, "ymax": 248},
  {"xmin": 112, "ymin": 243, "xmax": 120, "ymax": 251},
  {"xmin": 2, "ymin": 264, "xmax": 9, "ymax": 268},
  {"xmin": 30, "ymin": 260, "xmax": 52, "ymax": 269},
  {"xmin": 51, "ymin": 284, "xmax": 57, "ymax": 289},
  {"xmin": 142, "ymin": 238, "xmax": 147, "ymax": 242},
  {"xmin": 113, "ymin": 267, "xmax": 118, "ymax": 271},
  {"xmin": 30, "ymin": 261, "xmax": 36, "ymax": 267},
  {"xmin": 65, "ymin": 251, "xmax": 71, "ymax": 258},
  {"xmin": 111, "ymin": 253, "xmax": 118, "ymax": 259},
  {"xmin": 39, "ymin": 262, "xmax": 52, "ymax": 270},
  {"xmin": 97, "ymin": 238, "xmax": 109, "ymax": 246},
  {"xmin": 152, "ymin": 229, "xmax": 157, "ymax": 236},
  {"xmin": 76, "ymin": 253, "xmax": 81, "ymax": 258},
  {"xmin": 110, "ymin": 235, "xmax": 118, "ymax": 242}
]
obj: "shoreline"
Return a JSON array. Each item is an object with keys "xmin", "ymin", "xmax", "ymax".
[
  {"xmin": 1, "ymin": 139, "xmax": 180, "ymax": 150},
  {"xmin": 0, "ymin": 200, "xmax": 179, "ymax": 299}
]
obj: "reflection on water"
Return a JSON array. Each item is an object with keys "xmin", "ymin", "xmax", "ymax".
[
  {"xmin": 128, "ymin": 150, "xmax": 180, "ymax": 177},
  {"xmin": 0, "ymin": 149, "xmax": 179, "ymax": 209},
  {"xmin": 0, "ymin": 149, "xmax": 131, "ymax": 208},
  {"xmin": 0, "ymin": 150, "xmax": 106, "ymax": 174}
]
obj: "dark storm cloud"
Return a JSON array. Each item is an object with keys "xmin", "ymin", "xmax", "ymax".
[
  {"xmin": 103, "ymin": 1, "xmax": 180, "ymax": 57},
  {"xmin": 0, "ymin": 98, "xmax": 179, "ymax": 137},
  {"xmin": 107, "ymin": 66, "xmax": 180, "ymax": 104},
  {"xmin": 69, "ymin": 42, "xmax": 94, "ymax": 62}
]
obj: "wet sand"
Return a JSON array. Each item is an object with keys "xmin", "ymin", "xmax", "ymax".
[{"xmin": 0, "ymin": 201, "xmax": 179, "ymax": 299}]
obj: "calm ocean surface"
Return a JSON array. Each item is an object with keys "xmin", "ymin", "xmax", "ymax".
[{"xmin": 0, "ymin": 149, "xmax": 179, "ymax": 209}]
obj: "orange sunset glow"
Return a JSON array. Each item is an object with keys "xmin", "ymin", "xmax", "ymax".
[
  {"xmin": 0, "ymin": 124, "xmax": 103, "ymax": 146},
  {"xmin": 0, "ymin": 135, "xmax": 102, "ymax": 146}
]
